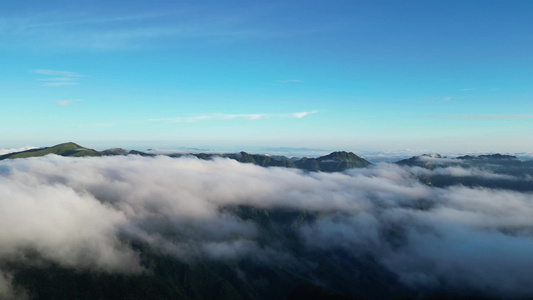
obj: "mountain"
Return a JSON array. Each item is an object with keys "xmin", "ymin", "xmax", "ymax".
[
  {"xmin": 294, "ymin": 151, "xmax": 371, "ymax": 172},
  {"xmin": 456, "ymin": 153, "xmax": 519, "ymax": 160},
  {"xmin": 0, "ymin": 142, "xmax": 101, "ymax": 160},
  {"xmin": 396, "ymin": 153, "xmax": 525, "ymax": 169},
  {"xmin": 1, "ymin": 143, "xmax": 371, "ymax": 172},
  {"xmin": 524, "ymin": 160, "xmax": 533, "ymax": 167},
  {"xmin": 455, "ymin": 153, "xmax": 523, "ymax": 167},
  {"xmin": 5, "ymin": 143, "xmax": 532, "ymax": 176},
  {"xmin": 396, "ymin": 154, "xmax": 445, "ymax": 169},
  {"xmin": 101, "ymin": 148, "xmax": 157, "ymax": 157},
  {"xmin": 226, "ymin": 152, "xmax": 298, "ymax": 168},
  {"xmin": 127, "ymin": 150, "xmax": 156, "ymax": 157},
  {"xmin": 316, "ymin": 151, "xmax": 371, "ymax": 171},
  {"xmin": 396, "ymin": 153, "xmax": 533, "ymax": 192},
  {"xmin": 171, "ymin": 151, "xmax": 370, "ymax": 172},
  {"xmin": 100, "ymin": 148, "xmax": 129, "ymax": 156}
]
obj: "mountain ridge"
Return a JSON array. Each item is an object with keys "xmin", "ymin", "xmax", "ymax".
[
  {"xmin": 3, "ymin": 142, "xmax": 532, "ymax": 173},
  {"xmin": 0, "ymin": 143, "xmax": 371, "ymax": 173},
  {"xmin": 396, "ymin": 153, "xmax": 526, "ymax": 169}
]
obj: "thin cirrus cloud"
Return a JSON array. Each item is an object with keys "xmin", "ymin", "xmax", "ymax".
[
  {"xmin": 56, "ymin": 100, "xmax": 73, "ymax": 106},
  {"xmin": 41, "ymin": 81, "xmax": 77, "ymax": 87},
  {"xmin": 150, "ymin": 110, "xmax": 318, "ymax": 123},
  {"xmin": 32, "ymin": 69, "xmax": 84, "ymax": 87},
  {"xmin": 5, "ymin": 9, "xmax": 318, "ymax": 51},
  {"xmin": 32, "ymin": 69, "xmax": 84, "ymax": 77},
  {"xmin": 275, "ymin": 80, "xmax": 303, "ymax": 84}
]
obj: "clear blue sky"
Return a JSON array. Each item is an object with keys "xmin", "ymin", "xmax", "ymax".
[{"xmin": 1, "ymin": 0, "xmax": 532, "ymax": 153}]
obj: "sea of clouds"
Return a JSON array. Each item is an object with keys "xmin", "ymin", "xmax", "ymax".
[{"xmin": 0, "ymin": 155, "xmax": 532, "ymax": 299}]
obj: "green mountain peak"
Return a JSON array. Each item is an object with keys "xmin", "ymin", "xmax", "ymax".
[{"xmin": 0, "ymin": 142, "xmax": 101, "ymax": 160}]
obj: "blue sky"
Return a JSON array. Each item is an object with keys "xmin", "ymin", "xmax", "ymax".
[{"xmin": 1, "ymin": 0, "xmax": 532, "ymax": 153}]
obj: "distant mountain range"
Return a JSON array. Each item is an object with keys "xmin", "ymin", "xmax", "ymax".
[
  {"xmin": 0, "ymin": 142, "xmax": 371, "ymax": 172},
  {"xmin": 396, "ymin": 152, "xmax": 532, "ymax": 168},
  {"xmin": 2, "ymin": 142, "xmax": 532, "ymax": 173}
]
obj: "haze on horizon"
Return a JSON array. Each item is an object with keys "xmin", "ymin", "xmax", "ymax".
[{"xmin": 1, "ymin": 1, "xmax": 532, "ymax": 153}]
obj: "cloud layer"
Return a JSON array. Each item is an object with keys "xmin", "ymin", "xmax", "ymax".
[
  {"xmin": 1, "ymin": 155, "xmax": 533, "ymax": 298},
  {"xmin": 150, "ymin": 110, "xmax": 318, "ymax": 122}
]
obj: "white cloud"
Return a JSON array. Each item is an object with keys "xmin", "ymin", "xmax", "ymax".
[
  {"xmin": 32, "ymin": 69, "xmax": 84, "ymax": 77},
  {"xmin": 42, "ymin": 82, "xmax": 77, "ymax": 87},
  {"xmin": 0, "ymin": 147, "xmax": 37, "ymax": 156},
  {"xmin": 56, "ymin": 100, "xmax": 72, "ymax": 106},
  {"xmin": 292, "ymin": 110, "xmax": 317, "ymax": 118},
  {"xmin": 32, "ymin": 69, "xmax": 84, "ymax": 87},
  {"xmin": 150, "ymin": 110, "xmax": 318, "ymax": 122},
  {"xmin": 39, "ymin": 77, "xmax": 77, "ymax": 81}
]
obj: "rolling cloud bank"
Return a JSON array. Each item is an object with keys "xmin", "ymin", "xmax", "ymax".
[{"xmin": 0, "ymin": 155, "xmax": 532, "ymax": 299}]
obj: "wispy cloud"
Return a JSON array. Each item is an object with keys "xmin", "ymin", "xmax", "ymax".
[
  {"xmin": 275, "ymin": 80, "xmax": 303, "ymax": 84},
  {"xmin": 56, "ymin": 100, "xmax": 73, "ymax": 106},
  {"xmin": 459, "ymin": 88, "xmax": 474, "ymax": 91},
  {"xmin": 2, "ymin": 6, "xmax": 329, "ymax": 51},
  {"xmin": 32, "ymin": 69, "xmax": 84, "ymax": 77},
  {"xmin": 43, "ymin": 82, "xmax": 77, "ymax": 87},
  {"xmin": 442, "ymin": 96, "xmax": 453, "ymax": 102},
  {"xmin": 431, "ymin": 114, "xmax": 533, "ymax": 120},
  {"xmin": 150, "ymin": 110, "xmax": 318, "ymax": 123},
  {"xmin": 39, "ymin": 77, "xmax": 77, "ymax": 81},
  {"xmin": 20, "ymin": 12, "xmax": 171, "ymax": 30},
  {"xmin": 291, "ymin": 111, "xmax": 317, "ymax": 118},
  {"xmin": 32, "ymin": 69, "xmax": 84, "ymax": 87}
]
